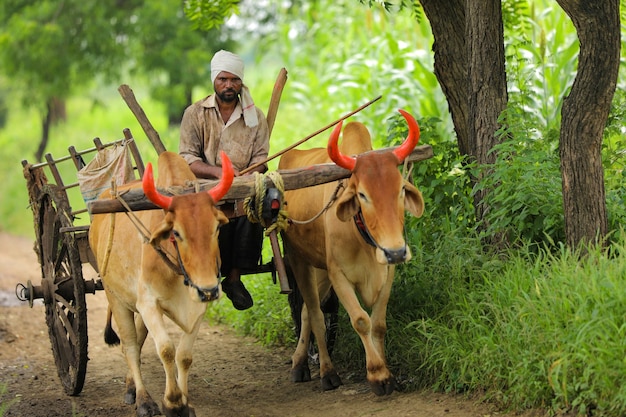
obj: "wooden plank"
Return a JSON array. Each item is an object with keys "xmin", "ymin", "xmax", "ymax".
[
  {"xmin": 118, "ymin": 84, "xmax": 167, "ymax": 155},
  {"xmin": 87, "ymin": 144, "xmax": 433, "ymax": 214}
]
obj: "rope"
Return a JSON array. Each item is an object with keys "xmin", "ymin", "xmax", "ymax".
[
  {"xmin": 243, "ymin": 171, "xmax": 290, "ymax": 235},
  {"xmin": 288, "ymin": 181, "xmax": 344, "ymax": 225},
  {"xmin": 114, "ymin": 188, "xmax": 182, "ymax": 273},
  {"xmin": 402, "ymin": 158, "xmax": 414, "ymax": 183},
  {"xmin": 99, "ymin": 181, "xmax": 119, "ymax": 276}
]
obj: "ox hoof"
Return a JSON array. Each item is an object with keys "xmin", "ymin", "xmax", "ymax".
[
  {"xmin": 136, "ymin": 400, "xmax": 162, "ymax": 417},
  {"xmin": 320, "ymin": 370, "xmax": 342, "ymax": 391},
  {"xmin": 125, "ymin": 391, "xmax": 136, "ymax": 405},
  {"xmin": 290, "ymin": 364, "xmax": 311, "ymax": 383},
  {"xmin": 369, "ymin": 376, "xmax": 397, "ymax": 396},
  {"xmin": 162, "ymin": 403, "xmax": 195, "ymax": 417}
]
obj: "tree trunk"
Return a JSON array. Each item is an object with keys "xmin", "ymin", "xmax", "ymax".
[
  {"xmin": 34, "ymin": 100, "xmax": 53, "ymax": 162},
  {"xmin": 419, "ymin": 0, "xmax": 469, "ymax": 156},
  {"xmin": 466, "ymin": 0, "xmax": 508, "ymax": 240},
  {"xmin": 421, "ymin": 0, "xmax": 508, "ymax": 242},
  {"xmin": 555, "ymin": 0, "xmax": 620, "ymax": 249}
]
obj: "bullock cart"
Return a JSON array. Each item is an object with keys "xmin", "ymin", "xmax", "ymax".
[{"xmin": 16, "ymin": 88, "xmax": 433, "ymax": 398}]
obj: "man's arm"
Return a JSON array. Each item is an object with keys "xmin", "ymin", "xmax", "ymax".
[{"xmin": 189, "ymin": 161, "xmax": 229, "ymax": 179}]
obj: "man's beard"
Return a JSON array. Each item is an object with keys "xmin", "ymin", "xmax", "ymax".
[{"xmin": 217, "ymin": 89, "xmax": 238, "ymax": 103}]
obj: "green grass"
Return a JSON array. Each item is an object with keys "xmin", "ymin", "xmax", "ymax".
[
  {"xmin": 0, "ymin": 383, "xmax": 18, "ymax": 416},
  {"xmin": 388, "ymin": 231, "xmax": 626, "ymax": 416}
]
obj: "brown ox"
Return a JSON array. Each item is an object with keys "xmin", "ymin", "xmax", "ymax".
[
  {"xmin": 278, "ymin": 110, "xmax": 424, "ymax": 395},
  {"xmin": 89, "ymin": 151, "xmax": 233, "ymax": 417}
]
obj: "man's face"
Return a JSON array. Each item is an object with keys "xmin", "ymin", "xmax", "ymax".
[{"xmin": 214, "ymin": 71, "xmax": 243, "ymax": 103}]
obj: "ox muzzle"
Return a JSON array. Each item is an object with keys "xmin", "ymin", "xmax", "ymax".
[
  {"xmin": 191, "ymin": 282, "xmax": 221, "ymax": 303},
  {"xmin": 169, "ymin": 235, "xmax": 221, "ymax": 302},
  {"xmin": 382, "ymin": 247, "xmax": 409, "ymax": 264},
  {"xmin": 354, "ymin": 210, "xmax": 411, "ymax": 264}
]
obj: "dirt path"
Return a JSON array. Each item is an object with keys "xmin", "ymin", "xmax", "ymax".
[{"xmin": 0, "ymin": 231, "xmax": 533, "ymax": 417}]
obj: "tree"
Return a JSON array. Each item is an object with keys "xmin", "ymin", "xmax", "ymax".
[
  {"xmin": 555, "ymin": 0, "xmax": 620, "ymax": 248},
  {"xmin": 130, "ymin": 0, "xmax": 234, "ymax": 126},
  {"xmin": 0, "ymin": 0, "xmax": 139, "ymax": 161},
  {"xmin": 419, "ymin": 0, "xmax": 620, "ymax": 248},
  {"xmin": 419, "ymin": 0, "xmax": 508, "ymax": 243},
  {"xmin": 183, "ymin": 0, "xmax": 240, "ymax": 30}
]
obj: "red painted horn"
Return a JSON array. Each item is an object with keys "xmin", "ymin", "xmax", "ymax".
[
  {"xmin": 392, "ymin": 109, "xmax": 420, "ymax": 162},
  {"xmin": 208, "ymin": 151, "xmax": 234, "ymax": 203},
  {"xmin": 327, "ymin": 121, "xmax": 356, "ymax": 171},
  {"xmin": 143, "ymin": 162, "xmax": 173, "ymax": 210},
  {"xmin": 142, "ymin": 151, "xmax": 234, "ymax": 210}
]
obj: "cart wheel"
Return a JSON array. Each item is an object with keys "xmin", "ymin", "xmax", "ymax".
[{"xmin": 36, "ymin": 185, "xmax": 88, "ymax": 396}]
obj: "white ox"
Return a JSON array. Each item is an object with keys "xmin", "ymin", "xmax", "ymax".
[
  {"xmin": 89, "ymin": 151, "xmax": 233, "ymax": 417},
  {"xmin": 278, "ymin": 110, "xmax": 424, "ymax": 395}
]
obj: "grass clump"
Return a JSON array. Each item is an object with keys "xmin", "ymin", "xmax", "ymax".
[{"xmin": 388, "ymin": 233, "xmax": 626, "ymax": 416}]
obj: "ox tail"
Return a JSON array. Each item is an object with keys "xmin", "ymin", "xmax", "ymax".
[{"xmin": 104, "ymin": 306, "xmax": 121, "ymax": 346}]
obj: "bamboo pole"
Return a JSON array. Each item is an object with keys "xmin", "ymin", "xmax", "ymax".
[{"xmin": 240, "ymin": 95, "xmax": 382, "ymax": 175}]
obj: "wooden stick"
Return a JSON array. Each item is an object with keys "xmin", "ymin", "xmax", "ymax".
[
  {"xmin": 118, "ymin": 84, "xmax": 167, "ymax": 155},
  {"xmin": 240, "ymin": 95, "xmax": 382, "ymax": 175},
  {"xmin": 266, "ymin": 68, "xmax": 288, "ymax": 137}
]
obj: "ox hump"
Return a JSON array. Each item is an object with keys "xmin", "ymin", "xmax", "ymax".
[
  {"xmin": 157, "ymin": 151, "xmax": 196, "ymax": 187},
  {"xmin": 340, "ymin": 122, "xmax": 373, "ymax": 155}
]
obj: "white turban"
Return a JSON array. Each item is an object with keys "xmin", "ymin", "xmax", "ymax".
[{"xmin": 211, "ymin": 50, "xmax": 258, "ymax": 127}]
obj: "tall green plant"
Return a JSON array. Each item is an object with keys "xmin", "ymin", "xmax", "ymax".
[
  {"xmin": 408, "ymin": 235, "xmax": 626, "ymax": 415},
  {"xmin": 474, "ymin": 106, "xmax": 564, "ymax": 248},
  {"xmin": 260, "ymin": 0, "xmax": 452, "ymax": 146}
]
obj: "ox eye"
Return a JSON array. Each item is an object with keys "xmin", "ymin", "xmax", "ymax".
[
  {"xmin": 358, "ymin": 192, "xmax": 368, "ymax": 202},
  {"xmin": 172, "ymin": 230, "xmax": 181, "ymax": 240}
]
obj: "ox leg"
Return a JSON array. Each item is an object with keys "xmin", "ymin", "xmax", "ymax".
[
  {"xmin": 367, "ymin": 267, "xmax": 397, "ymax": 395},
  {"xmin": 110, "ymin": 305, "xmax": 161, "ymax": 416},
  {"xmin": 370, "ymin": 267, "xmax": 394, "ymax": 361},
  {"xmin": 140, "ymin": 310, "xmax": 192, "ymax": 417},
  {"xmin": 171, "ymin": 320, "xmax": 202, "ymax": 417},
  {"xmin": 124, "ymin": 314, "xmax": 150, "ymax": 405},
  {"xmin": 291, "ymin": 267, "xmax": 341, "ymax": 391},
  {"xmin": 331, "ymin": 276, "xmax": 396, "ymax": 396},
  {"xmin": 291, "ymin": 303, "xmax": 312, "ymax": 383}
]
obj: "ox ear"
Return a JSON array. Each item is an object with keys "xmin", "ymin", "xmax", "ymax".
[
  {"xmin": 404, "ymin": 180, "xmax": 425, "ymax": 218},
  {"xmin": 335, "ymin": 186, "xmax": 359, "ymax": 222},
  {"xmin": 148, "ymin": 218, "xmax": 174, "ymax": 246},
  {"xmin": 215, "ymin": 208, "xmax": 229, "ymax": 226}
]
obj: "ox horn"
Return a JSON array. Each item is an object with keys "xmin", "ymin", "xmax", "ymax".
[
  {"xmin": 327, "ymin": 121, "xmax": 356, "ymax": 171},
  {"xmin": 392, "ymin": 109, "xmax": 420, "ymax": 162},
  {"xmin": 142, "ymin": 151, "xmax": 234, "ymax": 210},
  {"xmin": 208, "ymin": 151, "xmax": 234, "ymax": 203},
  {"xmin": 143, "ymin": 162, "xmax": 173, "ymax": 210}
]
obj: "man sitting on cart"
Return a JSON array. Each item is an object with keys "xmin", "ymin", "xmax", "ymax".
[{"xmin": 179, "ymin": 49, "xmax": 270, "ymax": 310}]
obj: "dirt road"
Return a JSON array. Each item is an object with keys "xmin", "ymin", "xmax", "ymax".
[{"xmin": 0, "ymin": 232, "xmax": 532, "ymax": 416}]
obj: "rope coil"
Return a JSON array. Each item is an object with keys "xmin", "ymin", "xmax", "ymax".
[{"xmin": 243, "ymin": 171, "xmax": 289, "ymax": 235}]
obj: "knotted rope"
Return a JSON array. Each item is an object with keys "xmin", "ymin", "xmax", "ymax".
[
  {"xmin": 109, "ymin": 184, "xmax": 182, "ymax": 275},
  {"xmin": 243, "ymin": 171, "xmax": 289, "ymax": 235}
]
